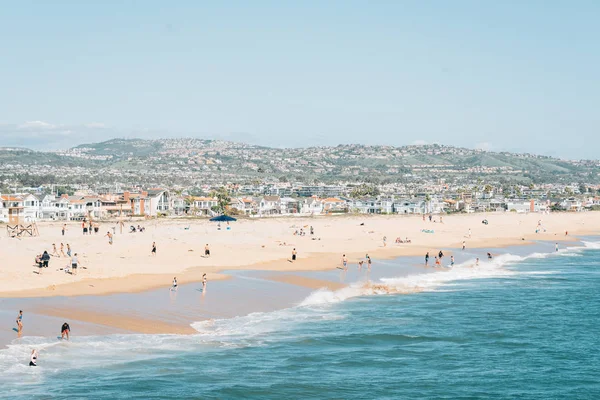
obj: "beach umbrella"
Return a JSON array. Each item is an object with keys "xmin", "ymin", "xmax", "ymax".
[{"xmin": 209, "ymin": 215, "xmax": 237, "ymax": 222}]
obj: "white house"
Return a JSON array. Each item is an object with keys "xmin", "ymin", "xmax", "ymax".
[{"xmin": 259, "ymin": 196, "xmax": 281, "ymax": 215}]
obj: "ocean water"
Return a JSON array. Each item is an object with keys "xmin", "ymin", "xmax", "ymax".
[{"xmin": 1, "ymin": 242, "xmax": 599, "ymax": 399}]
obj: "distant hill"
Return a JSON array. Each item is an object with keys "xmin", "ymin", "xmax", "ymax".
[{"xmin": 2, "ymin": 139, "xmax": 599, "ymax": 186}]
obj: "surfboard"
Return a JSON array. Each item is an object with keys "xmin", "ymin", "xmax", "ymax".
[{"xmin": 12, "ymin": 328, "xmax": 18, "ymax": 332}]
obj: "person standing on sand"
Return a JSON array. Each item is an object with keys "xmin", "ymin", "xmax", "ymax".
[
  {"xmin": 425, "ymin": 252, "xmax": 430, "ymax": 266},
  {"xmin": 468, "ymin": 229, "xmax": 472, "ymax": 238},
  {"xmin": 342, "ymin": 254, "xmax": 348, "ymax": 270},
  {"xmin": 62, "ymin": 224, "xmax": 67, "ymax": 236},
  {"xmin": 440, "ymin": 216, "xmax": 443, "ymax": 224},
  {"xmin": 202, "ymin": 274, "xmax": 207, "ymax": 290},
  {"xmin": 42, "ymin": 251, "xmax": 50, "ymax": 268},
  {"xmin": 52, "ymin": 243, "xmax": 59, "ymax": 257},
  {"xmin": 82, "ymin": 221, "xmax": 87, "ymax": 235},
  {"xmin": 152, "ymin": 242, "xmax": 157, "ymax": 256},
  {"xmin": 291, "ymin": 248, "xmax": 297, "ymax": 261},
  {"xmin": 60, "ymin": 243, "xmax": 66, "ymax": 257},
  {"xmin": 205, "ymin": 244, "xmax": 210, "ymax": 257},
  {"xmin": 71, "ymin": 253, "xmax": 79, "ymax": 275},
  {"xmin": 462, "ymin": 241, "xmax": 466, "ymax": 251},
  {"xmin": 67, "ymin": 244, "xmax": 71, "ymax": 257},
  {"xmin": 16, "ymin": 310, "xmax": 23, "ymax": 334},
  {"xmin": 105, "ymin": 231, "xmax": 113, "ymax": 245},
  {"xmin": 383, "ymin": 236, "xmax": 387, "ymax": 247},
  {"xmin": 170, "ymin": 277, "xmax": 178, "ymax": 291},
  {"xmin": 310, "ymin": 226, "xmax": 314, "ymax": 235}
]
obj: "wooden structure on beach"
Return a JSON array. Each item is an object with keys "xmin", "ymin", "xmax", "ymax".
[{"xmin": 5, "ymin": 205, "xmax": 39, "ymax": 237}]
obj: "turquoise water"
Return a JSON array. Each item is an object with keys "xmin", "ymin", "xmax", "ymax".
[{"xmin": 1, "ymin": 242, "xmax": 599, "ymax": 399}]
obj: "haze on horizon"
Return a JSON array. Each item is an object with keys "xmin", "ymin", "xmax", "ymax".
[{"xmin": 0, "ymin": 1, "xmax": 598, "ymax": 159}]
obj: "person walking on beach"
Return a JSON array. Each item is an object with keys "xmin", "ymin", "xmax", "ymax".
[
  {"xmin": 291, "ymin": 248, "xmax": 297, "ymax": 262},
  {"xmin": 170, "ymin": 277, "xmax": 178, "ymax": 291},
  {"xmin": 152, "ymin": 242, "xmax": 157, "ymax": 256},
  {"xmin": 71, "ymin": 253, "xmax": 79, "ymax": 275},
  {"xmin": 52, "ymin": 243, "xmax": 59, "ymax": 257},
  {"xmin": 468, "ymin": 229, "xmax": 472, "ymax": 238},
  {"xmin": 425, "ymin": 252, "xmax": 430, "ymax": 266},
  {"xmin": 82, "ymin": 221, "xmax": 87, "ymax": 235},
  {"xmin": 62, "ymin": 224, "xmax": 67, "ymax": 236},
  {"xmin": 61, "ymin": 322, "xmax": 71, "ymax": 340},
  {"xmin": 202, "ymin": 274, "xmax": 207, "ymax": 290},
  {"xmin": 66, "ymin": 244, "xmax": 71, "ymax": 257},
  {"xmin": 342, "ymin": 254, "xmax": 348, "ymax": 270},
  {"xmin": 16, "ymin": 310, "xmax": 23, "ymax": 334},
  {"xmin": 204, "ymin": 244, "xmax": 210, "ymax": 257},
  {"xmin": 29, "ymin": 349, "xmax": 38, "ymax": 366},
  {"xmin": 105, "ymin": 231, "xmax": 113, "ymax": 245},
  {"xmin": 310, "ymin": 226, "xmax": 314, "ymax": 235},
  {"xmin": 462, "ymin": 241, "xmax": 466, "ymax": 251},
  {"xmin": 383, "ymin": 236, "xmax": 387, "ymax": 247},
  {"xmin": 60, "ymin": 243, "xmax": 66, "ymax": 257}
]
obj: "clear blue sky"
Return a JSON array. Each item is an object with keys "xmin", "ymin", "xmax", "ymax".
[{"xmin": 0, "ymin": 1, "xmax": 598, "ymax": 158}]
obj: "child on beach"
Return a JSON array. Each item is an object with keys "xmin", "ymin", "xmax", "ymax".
[
  {"xmin": 462, "ymin": 241, "xmax": 466, "ymax": 250},
  {"xmin": 66, "ymin": 244, "xmax": 72, "ymax": 257},
  {"xmin": 60, "ymin": 243, "xmax": 66, "ymax": 257},
  {"xmin": 52, "ymin": 243, "xmax": 59, "ymax": 257},
  {"xmin": 71, "ymin": 253, "xmax": 79, "ymax": 275},
  {"xmin": 342, "ymin": 255, "xmax": 348, "ymax": 270},
  {"xmin": 383, "ymin": 236, "xmax": 387, "ymax": 247},
  {"xmin": 152, "ymin": 242, "xmax": 157, "ymax": 255},
  {"xmin": 291, "ymin": 248, "xmax": 297, "ymax": 261},
  {"xmin": 367, "ymin": 256, "xmax": 372, "ymax": 270},
  {"xmin": 105, "ymin": 231, "xmax": 113, "ymax": 245},
  {"xmin": 205, "ymin": 244, "xmax": 210, "ymax": 257},
  {"xmin": 170, "ymin": 277, "xmax": 178, "ymax": 291}
]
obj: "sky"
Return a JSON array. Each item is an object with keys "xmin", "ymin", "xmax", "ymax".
[{"xmin": 0, "ymin": 1, "xmax": 598, "ymax": 158}]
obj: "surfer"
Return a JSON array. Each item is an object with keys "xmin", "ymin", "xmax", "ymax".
[
  {"xmin": 29, "ymin": 349, "xmax": 38, "ymax": 366},
  {"xmin": 61, "ymin": 322, "xmax": 71, "ymax": 340}
]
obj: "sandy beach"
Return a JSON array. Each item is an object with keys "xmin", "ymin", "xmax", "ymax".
[{"xmin": 0, "ymin": 212, "xmax": 597, "ymax": 298}]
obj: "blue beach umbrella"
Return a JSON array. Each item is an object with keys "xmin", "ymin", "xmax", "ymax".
[{"xmin": 209, "ymin": 215, "xmax": 237, "ymax": 222}]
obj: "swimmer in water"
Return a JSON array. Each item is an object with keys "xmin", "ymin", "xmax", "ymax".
[
  {"xmin": 475, "ymin": 258, "xmax": 480, "ymax": 266},
  {"xmin": 450, "ymin": 256, "xmax": 455, "ymax": 267},
  {"xmin": 29, "ymin": 349, "xmax": 38, "ymax": 366},
  {"xmin": 202, "ymin": 274, "xmax": 207, "ymax": 289},
  {"xmin": 487, "ymin": 252, "xmax": 493, "ymax": 259}
]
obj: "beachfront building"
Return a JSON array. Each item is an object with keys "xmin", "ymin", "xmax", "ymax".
[
  {"xmin": 0, "ymin": 195, "xmax": 25, "ymax": 223},
  {"xmin": 188, "ymin": 197, "xmax": 218, "ymax": 216},
  {"xmin": 258, "ymin": 196, "xmax": 282, "ymax": 215},
  {"xmin": 229, "ymin": 198, "xmax": 257, "ymax": 215},
  {"xmin": 148, "ymin": 189, "xmax": 170, "ymax": 216},
  {"xmin": 22, "ymin": 194, "xmax": 41, "ymax": 221},
  {"xmin": 393, "ymin": 199, "xmax": 425, "ymax": 214},
  {"xmin": 322, "ymin": 197, "xmax": 347, "ymax": 214},
  {"xmin": 295, "ymin": 185, "xmax": 343, "ymax": 198},
  {"xmin": 300, "ymin": 197, "xmax": 324, "ymax": 215},
  {"xmin": 280, "ymin": 197, "xmax": 301, "ymax": 214}
]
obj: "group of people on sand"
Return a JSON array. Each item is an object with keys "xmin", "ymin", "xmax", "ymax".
[
  {"xmin": 422, "ymin": 214, "xmax": 443, "ymax": 224},
  {"xmin": 35, "ymin": 243, "xmax": 79, "ymax": 275},
  {"xmin": 81, "ymin": 220, "xmax": 100, "ymax": 235}
]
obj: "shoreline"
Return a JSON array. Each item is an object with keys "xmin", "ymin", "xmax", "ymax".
[
  {"xmin": 0, "ymin": 235, "xmax": 595, "ymax": 349},
  {"xmin": 0, "ymin": 213, "xmax": 595, "ymax": 298}
]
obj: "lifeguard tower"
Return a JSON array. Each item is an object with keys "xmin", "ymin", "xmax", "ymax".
[{"xmin": 6, "ymin": 206, "xmax": 39, "ymax": 237}]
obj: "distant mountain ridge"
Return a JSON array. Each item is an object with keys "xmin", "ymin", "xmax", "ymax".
[{"xmin": 1, "ymin": 138, "xmax": 599, "ymax": 185}]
